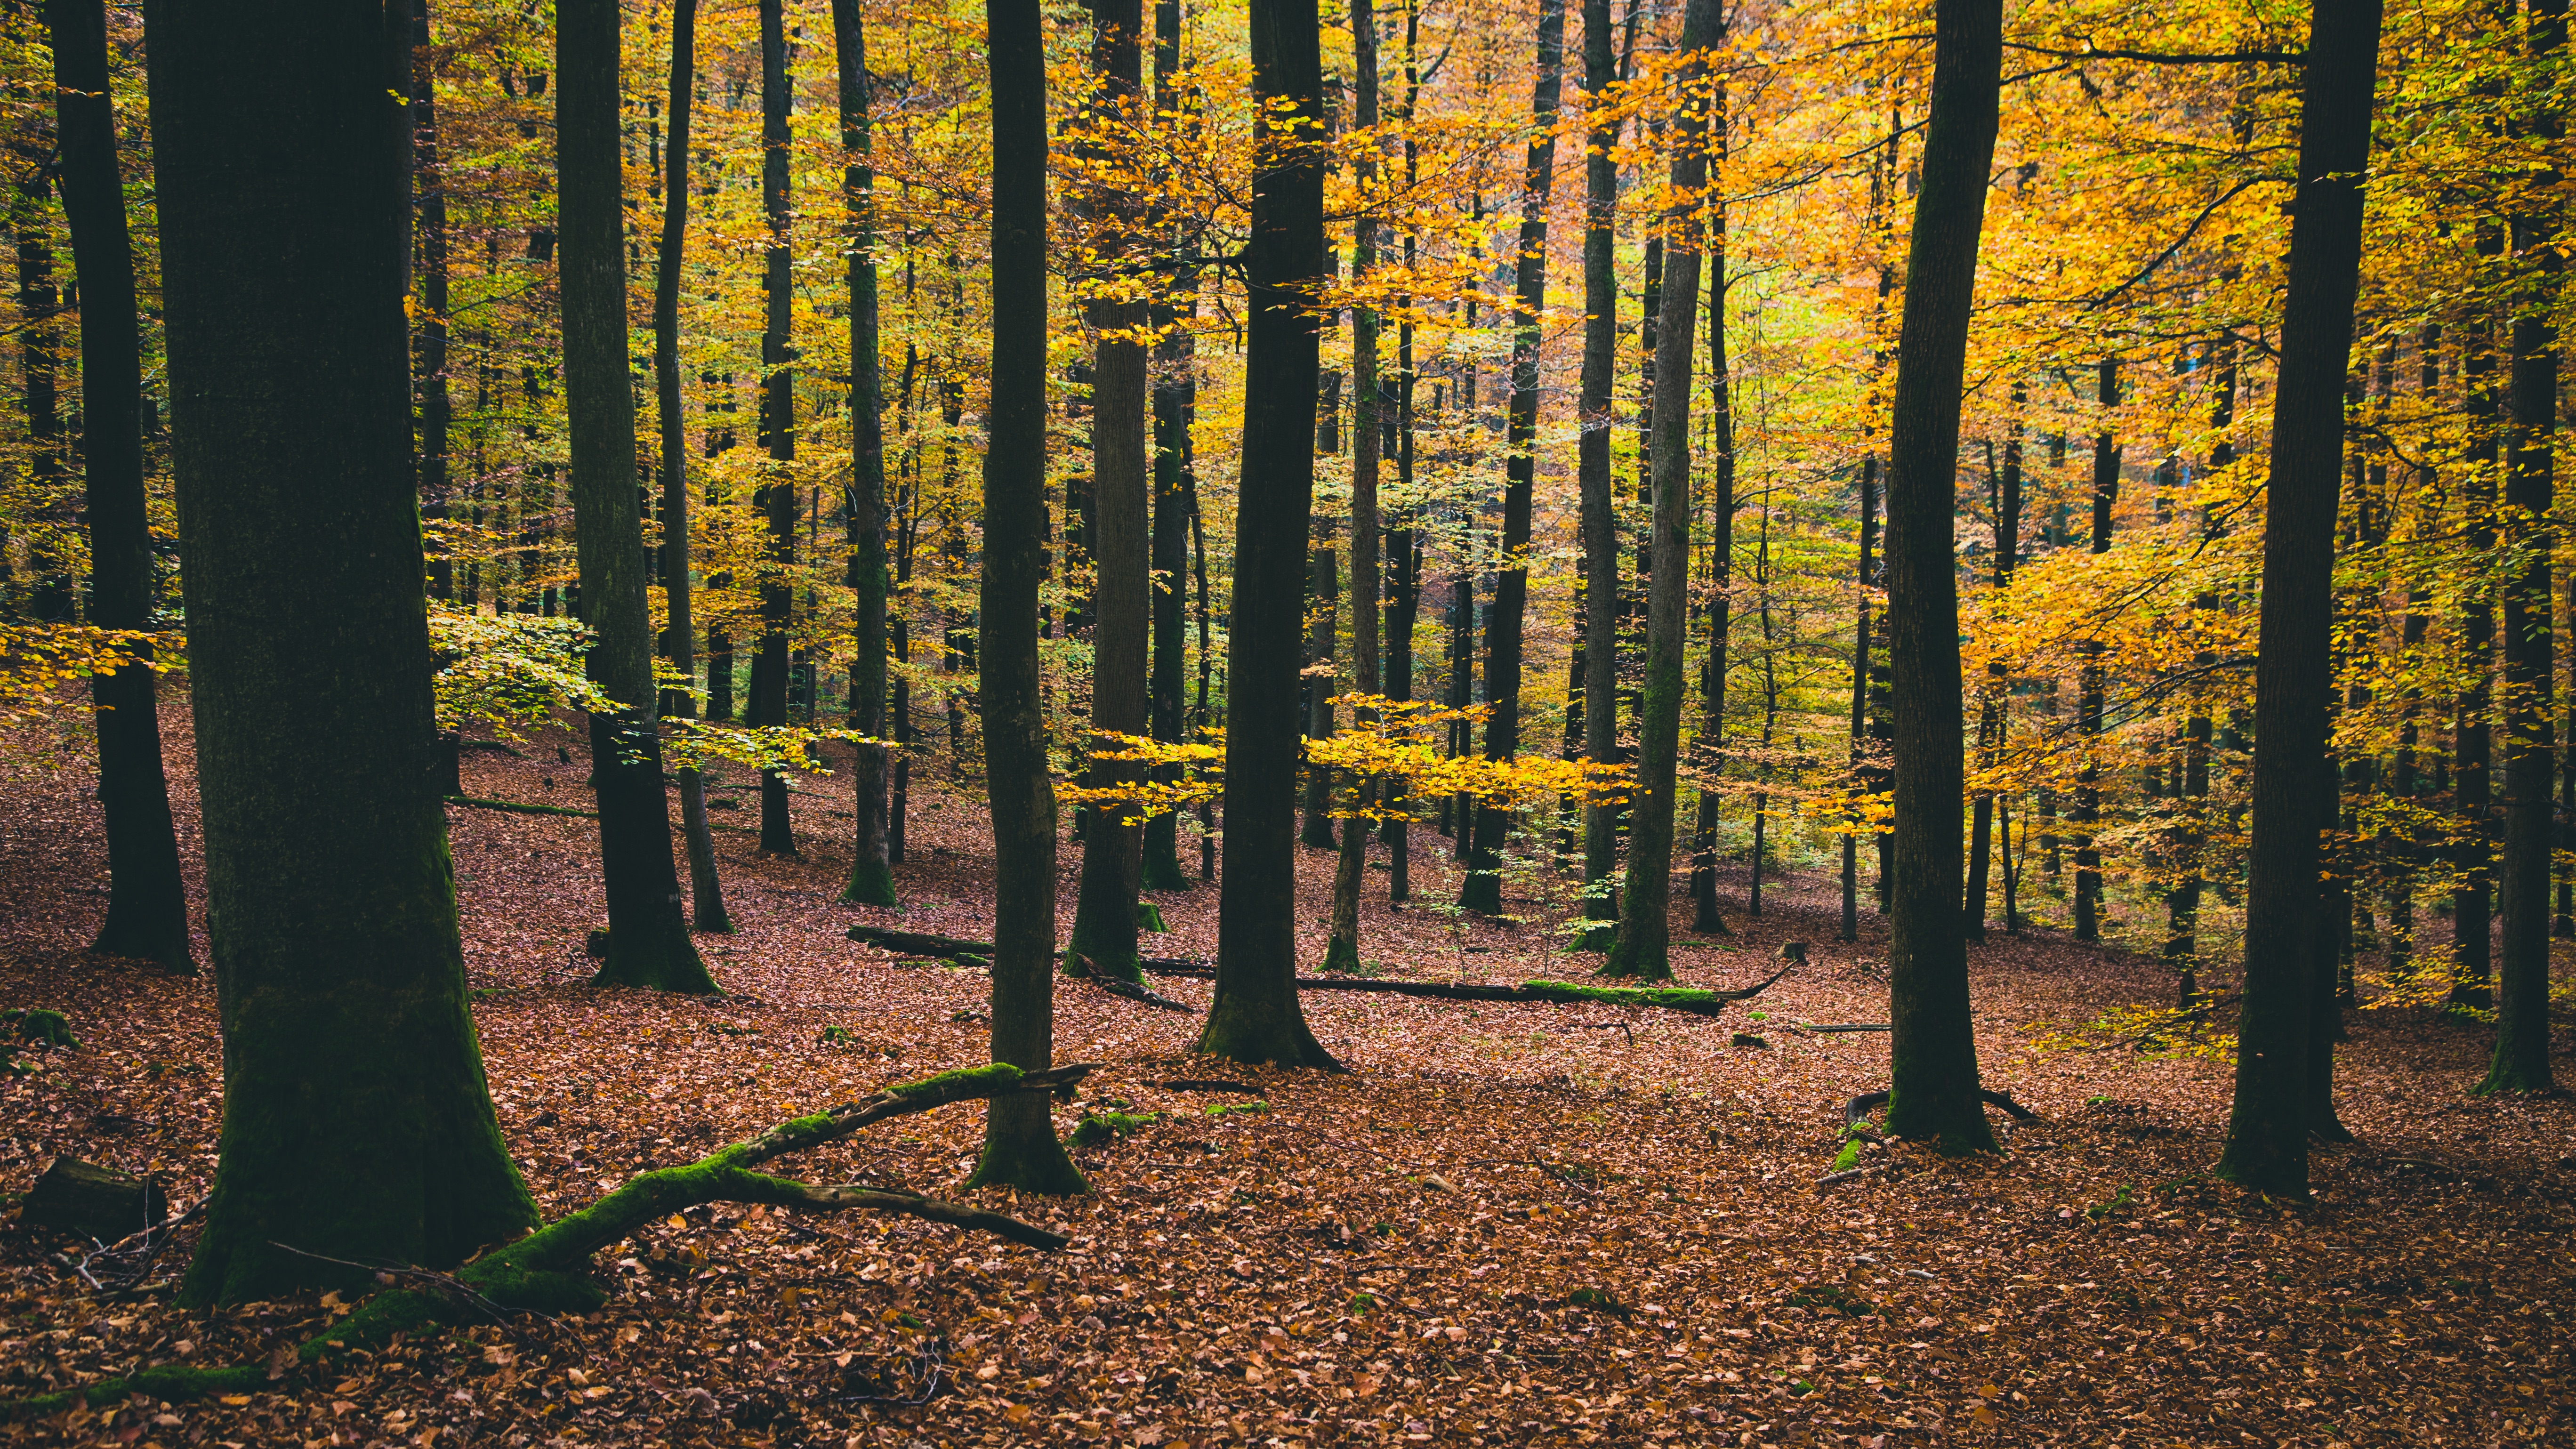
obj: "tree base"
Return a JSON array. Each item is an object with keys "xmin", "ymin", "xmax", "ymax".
[
  {"xmin": 1196, "ymin": 1003, "xmax": 1343, "ymax": 1071},
  {"xmin": 1063, "ymin": 947, "xmax": 1146, "ymax": 985},
  {"xmin": 590, "ymin": 935, "xmax": 720, "ymax": 994},
  {"xmin": 1597, "ymin": 935, "xmax": 1670, "ymax": 981},
  {"xmin": 1459, "ymin": 872, "xmax": 1504, "ymax": 916},
  {"xmin": 841, "ymin": 858, "xmax": 899, "ymax": 908},
  {"xmin": 1884, "ymin": 1087, "xmax": 1999, "ymax": 1157},
  {"xmin": 1320, "ymin": 934, "xmax": 1361, "ymax": 974},
  {"xmin": 966, "ymin": 1095, "xmax": 1090, "ymax": 1195}
]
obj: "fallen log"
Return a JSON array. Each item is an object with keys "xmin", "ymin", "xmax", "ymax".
[{"xmin": 2, "ymin": 1062, "xmax": 1093, "ymax": 1419}]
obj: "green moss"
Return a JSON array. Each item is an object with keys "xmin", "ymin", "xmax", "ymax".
[
  {"xmin": 1830, "ymin": 1138, "xmax": 1863, "ymax": 1172},
  {"xmin": 841, "ymin": 858, "xmax": 899, "ymax": 908},
  {"xmin": 5, "ymin": 1008, "xmax": 74, "ymax": 1049},
  {"xmin": 890, "ymin": 1063, "xmax": 1024, "ymax": 1100},
  {"xmin": 1138, "ymin": 901, "xmax": 1169, "ymax": 933},
  {"xmin": 1319, "ymin": 934, "xmax": 1362, "ymax": 974},
  {"xmin": 965, "ymin": 1097, "xmax": 1091, "ymax": 1196},
  {"xmin": 3, "ymin": 1363, "xmax": 271, "ymax": 1418},
  {"xmin": 1071, "ymin": 1111, "xmax": 1163, "ymax": 1146},
  {"xmin": 1595, "ymin": 936, "xmax": 1672, "ymax": 981}
]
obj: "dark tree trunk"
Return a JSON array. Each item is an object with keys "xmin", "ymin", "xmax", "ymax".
[
  {"xmin": 559, "ymin": 0, "xmax": 715, "ymax": 994},
  {"xmin": 1325, "ymin": 0, "xmax": 1383, "ymax": 975},
  {"xmin": 51, "ymin": 0, "xmax": 191, "ymax": 970},
  {"xmin": 1302, "ymin": 540, "xmax": 1340, "ymax": 849},
  {"xmin": 969, "ymin": 0, "xmax": 1088, "ymax": 1191},
  {"xmin": 1688, "ymin": 100, "xmax": 1733, "ymax": 937},
  {"xmin": 15, "ymin": 169, "xmax": 64, "ymax": 623},
  {"xmin": 411, "ymin": 0, "xmax": 451, "ymax": 602},
  {"xmin": 654, "ymin": 0, "xmax": 730, "ymax": 934},
  {"xmin": 1382, "ymin": 43, "xmax": 1422, "ymax": 906},
  {"xmin": 2168, "ymin": 348, "xmax": 2234, "ymax": 998},
  {"xmin": 1142, "ymin": 1, "xmax": 1194, "ymax": 895},
  {"xmin": 2216, "ymin": 0, "xmax": 2383, "ymax": 1193},
  {"xmin": 1572, "ymin": 0, "xmax": 1620, "ymax": 950},
  {"xmin": 2453, "ymin": 223, "xmax": 2501, "ymax": 1006},
  {"xmin": 1964, "ymin": 410, "xmax": 2021, "ymax": 945},
  {"xmin": 1881, "ymin": 0, "xmax": 2001, "ymax": 1155},
  {"xmin": 2073, "ymin": 359, "xmax": 2118, "ymax": 942},
  {"xmin": 1069, "ymin": 0, "xmax": 1151, "ymax": 982},
  {"xmin": 1600, "ymin": 0, "xmax": 1720, "ymax": 982},
  {"xmin": 1199, "ymin": 0, "xmax": 1338, "ymax": 1068},
  {"xmin": 751, "ymin": 0, "xmax": 799, "ymax": 856},
  {"xmin": 2485, "ymin": 0, "xmax": 2562, "ymax": 1095},
  {"xmin": 1843, "ymin": 455, "xmax": 1876, "ymax": 943},
  {"xmin": 835, "ymin": 0, "xmax": 896, "ymax": 908},
  {"xmin": 1462, "ymin": 0, "xmax": 1566, "ymax": 916},
  {"xmin": 146, "ymin": 0, "xmax": 539, "ymax": 1304}
]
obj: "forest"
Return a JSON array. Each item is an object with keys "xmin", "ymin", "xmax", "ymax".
[{"xmin": 0, "ymin": 0, "xmax": 2570, "ymax": 1442}]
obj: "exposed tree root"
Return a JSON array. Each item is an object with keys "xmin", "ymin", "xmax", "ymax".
[
  {"xmin": 1841, "ymin": 1088, "xmax": 2040, "ymax": 1128},
  {"xmin": 2, "ymin": 1063, "xmax": 1092, "ymax": 1420}
]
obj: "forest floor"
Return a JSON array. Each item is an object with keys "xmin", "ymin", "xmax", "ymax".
[{"xmin": 1, "ymin": 699, "xmax": 2572, "ymax": 1449}]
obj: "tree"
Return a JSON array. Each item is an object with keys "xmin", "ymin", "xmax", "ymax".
[
  {"xmin": 1600, "ymin": 0, "xmax": 1720, "ymax": 983},
  {"xmin": 49, "ymin": 0, "xmax": 189, "ymax": 970},
  {"xmin": 835, "ymin": 0, "xmax": 897, "ymax": 910},
  {"xmin": 653, "ymin": 0, "xmax": 731, "ymax": 934},
  {"xmin": 560, "ymin": 0, "xmax": 715, "ymax": 995},
  {"xmin": 1571, "ymin": 0, "xmax": 1621, "ymax": 953},
  {"xmin": 1199, "ymin": 0, "xmax": 1338, "ymax": 1069},
  {"xmin": 1324, "ymin": 0, "xmax": 1384, "ymax": 976},
  {"xmin": 750, "ymin": 0, "xmax": 799, "ymax": 858},
  {"xmin": 1140, "ymin": 0, "xmax": 1196, "ymax": 895},
  {"xmin": 1069, "ymin": 0, "xmax": 1151, "ymax": 985},
  {"xmin": 969, "ymin": 0, "xmax": 1089, "ymax": 1192},
  {"xmin": 1461, "ymin": 0, "xmax": 1566, "ymax": 917},
  {"xmin": 144, "ymin": 0, "xmax": 537, "ymax": 1303},
  {"xmin": 1880, "ymin": 0, "xmax": 2001, "ymax": 1155},
  {"xmin": 2216, "ymin": 0, "xmax": 2386, "ymax": 1194}
]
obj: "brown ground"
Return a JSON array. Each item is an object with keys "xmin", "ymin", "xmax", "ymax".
[{"xmin": 1, "ymin": 697, "xmax": 2571, "ymax": 1448}]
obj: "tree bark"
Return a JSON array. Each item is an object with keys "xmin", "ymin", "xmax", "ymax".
[
  {"xmin": 2073, "ymin": 359, "xmax": 2118, "ymax": 941},
  {"xmin": 1600, "ymin": 0, "xmax": 1720, "ymax": 981},
  {"xmin": 558, "ymin": 0, "xmax": 716, "ymax": 994},
  {"xmin": 2216, "ymin": 0, "xmax": 2383, "ymax": 1193},
  {"xmin": 1142, "ymin": 3, "xmax": 1194, "ymax": 894},
  {"xmin": 411, "ymin": 0, "xmax": 451, "ymax": 602},
  {"xmin": 1199, "ymin": 0, "xmax": 1339, "ymax": 1068},
  {"xmin": 1880, "ymin": 0, "xmax": 2001, "ymax": 1155},
  {"xmin": 654, "ymin": 0, "xmax": 731, "ymax": 935},
  {"xmin": 1688, "ymin": 97, "xmax": 1733, "ymax": 936},
  {"xmin": 146, "ymin": 0, "xmax": 540, "ymax": 1304},
  {"xmin": 835, "ymin": 0, "xmax": 897, "ymax": 909},
  {"xmin": 753, "ymin": 0, "xmax": 798, "ymax": 857},
  {"xmin": 1842, "ymin": 455, "xmax": 1876, "ymax": 943},
  {"xmin": 1069, "ymin": 0, "xmax": 1152, "ymax": 983},
  {"xmin": 1461, "ymin": 0, "xmax": 1566, "ymax": 916},
  {"xmin": 1325, "ymin": 0, "xmax": 1384, "ymax": 975},
  {"xmin": 50, "ymin": 0, "xmax": 192, "ymax": 970},
  {"xmin": 2453, "ymin": 221, "xmax": 2501, "ymax": 1006},
  {"xmin": 1572, "ymin": 0, "xmax": 1620, "ymax": 951}
]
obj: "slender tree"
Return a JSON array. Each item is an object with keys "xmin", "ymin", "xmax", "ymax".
[
  {"xmin": 654, "ymin": 0, "xmax": 731, "ymax": 934},
  {"xmin": 1199, "ymin": 0, "xmax": 1338, "ymax": 1067},
  {"xmin": 2453, "ymin": 220, "xmax": 2502, "ymax": 1007},
  {"xmin": 753, "ymin": 0, "xmax": 798, "ymax": 856},
  {"xmin": 1325, "ymin": 0, "xmax": 1384, "ymax": 975},
  {"xmin": 147, "ymin": 0, "xmax": 539, "ymax": 1303},
  {"xmin": 836, "ymin": 0, "xmax": 897, "ymax": 908},
  {"xmin": 1600, "ymin": 0, "xmax": 1720, "ymax": 982},
  {"xmin": 1069, "ymin": 0, "xmax": 1152, "ymax": 983},
  {"xmin": 1880, "ymin": 0, "xmax": 2002, "ymax": 1153},
  {"xmin": 1143, "ymin": 0, "xmax": 1199, "ymax": 893},
  {"xmin": 2216, "ymin": 0, "xmax": 2385, "ymax": 1193},
  {"xmin": 2072, "ymin": 359, "xmax": 2119, "ymax": 941},
  {"xmin": 1687, "ymin": 78, "xmax": 1734, "ymax": 935},
  {"xmin": 1572, "ymin": 0, "xmax": 1621, "ymax": 951},
  {"xmin": 969, "ymin": 0, "xmax": 1088, "ymax": 1192},
  {"xmin": 412, "ymin": 0, "xmax": 452, "ymax": 602},
  {"xmin": 49, "ymin": 0, "xmax": 191, "ymax": 970},
  {"xmin": 1461, "ymin": 0, "xmax": 1567, "ymax": 915}
]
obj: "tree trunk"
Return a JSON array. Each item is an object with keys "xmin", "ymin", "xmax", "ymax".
[
  {"xmin": 1965, "ymin": 413, "xmax": 2021, "ymax": 946},
  {"xmin": 1199, "ymin": 0, "xmax": 1338, "ymax": 1069},
  {"xmin": 1069, "ymin": 0, "xmax": 1151, "ymax": 983},
  {"xmin": 2073, "ymin": 359, "xmax": 2118, "ymax": 942},
  {"xmin": 15, "ymin": 170, "xmax": 64, "ymax": 625},
  {"xmin": 1142, "ymin": 2, "xmax": 1194, "ymax": 895},
  {"xmin": 1842, "ymin": 455, "xmax": 1876, "ymax": 943},
  {"xmin": 1880, "ymin": 0, "xmax": 2001, "ymax": 1155},
  {"xmin": 1462, "ymin": 0, "xmax": 1566, "ymax": 916},
  {"xmin": 970, "ymin": 0, "xmax": 1089, "ymax": 1191},
  {"xmin": 1325, "ymin": 0, "xmax": 1383, "ymax": 975},
  {"xmin": 1302, "ymin": 541, "xmax": 1340, "ymax": 849},
  {"xmin": 2215, "ymin": 0, "xmax": 2383, "ymax": 1193},
  {"xmin": 653, "ymin": 0, "xmax": 731, "ymax": 935},
  {"xmin": 557, "ymin": 0, "xmax": 716, "ymax": 994},
  {"xmin": 753, "ymin": 0, "xmax": 798, "ymax": 857},
  {"xmin": 2454, "ymin": 222, "xmax": 2501, "ymax": 1006},
  {"xmin": 1382, "ymin": 48, "xmax": 1422, "ymax": 906},
  {"xmin": 835, "ymin": 0, "xmax": 897, "ymax": 908},
  {"xmin": 2484, "ymin": 0, "xmax": 2562, "ymax": 1095},
  {"xmin": 1572, "ymin": 0, "xmax": 1620, "ymax": 951},
  {"xmin": 147, "ymin": 0, "xmax": 540, "ymax": 1304},
  {"xmin": 411, "ymin": 0, "xmax": 451, "ymax": 601},
  {"xmin": 1688, "ymin": 105, "xmax": 1733, "ymax": 937},
  {"xmin": 1600, "ymin": 0, "xmax": 1720, "ymax": 982},
  {"xmin": 51, "ymin": 0, "xmax": 191, "ymax": 970}
]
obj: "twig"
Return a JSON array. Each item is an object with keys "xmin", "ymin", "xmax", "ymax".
[
  {"xmin": 838, "ymin": 1335, "xmax": 952, "ymax": 1407},
  {"xmin": 267, "ymin": 1241, "xmax": 544, "ymax": 1333}
]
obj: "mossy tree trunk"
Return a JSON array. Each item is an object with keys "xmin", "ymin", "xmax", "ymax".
[
  {"xmin": 561, "ymin": 0, "xmax": 716, "ymax": 995},
  {"xmin": 972, "ymin": 0, "xmax": 1090, "ymax": 1193},
  {"xmin": 145, "ymin": 0, "xmax": 541, "ymax": 1304},
  {"xmin": 2216, "ymin": 0, "xmax": 2383, "ymax": 1192},
  {"xmin": 1068, "ymin": 0, "xmax": 1151, "ymax": 985},
  {"xmin": 52, "ymin": 0, "xmax": 191, "ymax": 972},
  {"xmin": 1880, "ymin": 0, "xmax": 2000, "ymax": 1155},
  {"xmin": 1200, "ymin": 0, "xmax": 1339, "ymax": 1069},
  {"xmin": 834, "ymin": 0, "xmax": 898, "ymax": 910},
  {"xmin": 1600, "ymin": 0, "xmax": 1718, "ymax": 983}
]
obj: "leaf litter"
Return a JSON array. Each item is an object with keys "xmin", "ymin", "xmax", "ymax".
[{"xmin": 0, "ymin": 704, "xmax": 2570, "ymax": 1446}]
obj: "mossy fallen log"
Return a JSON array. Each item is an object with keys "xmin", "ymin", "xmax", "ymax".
[{"xmin": 2, "ymin": 1062, "xmax": 1093, "ymax": 1420}]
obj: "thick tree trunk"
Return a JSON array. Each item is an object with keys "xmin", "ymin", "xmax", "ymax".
[
  {"xmin": 753, "ymin": 0, "xmax": 798, "ymax": 857},
  {"xmin": 1880, "ymin": 0, "xmax": 2000, "ymax": 1155},
  {"xmin": 1462, "ymin": 0, "xmax": 1565, "ymax": 916},
  {"xmin": 51, "ymin": 0, "xmax": 191, "ymax": 970},
  {"xmin": 1600, "ymin": 0, "xmax": 1720, "ymax": 982},
  {"xmin": 2484, "ymin": 0, "xmax": 2562, "ymax": 1095},
  {"xmin": 1069, "ymin": 0, "xmax": 1151, "ymax": 983},
  {"xmin": 970, "ymin": 0, "xmax": 1088, "ymax": 1191},
  {"xmin": 559, "ymin": 0, "xmax": 716, "ymax": 994},
  {"xmin": 1199, "ymin": 0, "xmax": 1338, "ymax": 1069},
  {"xmin": 1572, "ymin": 0, "xmax": 1620, "ymax": 951},
  {"xmin": 146, "ymin": 0, "xmax": 539, "ymax": 1304},
  {"xmin": 1325, "ymin": 0, "xmax": 1383, "ymax": 975},
  {"xmin": 653, "ymin": 0, "xmax": 731, "ymax": 935},
  {"xmin": 835, "ymin": 0, "xmax": 897, "ymax": 909},
  {"xmin": 2216, "ymin": 0, "xmax": 2383, "ymax": 1193}
]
